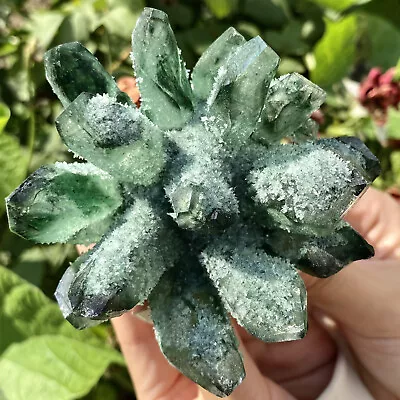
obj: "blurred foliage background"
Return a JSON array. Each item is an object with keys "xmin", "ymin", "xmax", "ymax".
[{"xmin": 1, "ymin": 0, "xmax": 400, "ymax": 399}]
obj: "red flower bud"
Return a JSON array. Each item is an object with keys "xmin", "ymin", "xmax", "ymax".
[{"xmin": 359, "ymin": 67, "xmax": 400, "ymax": 125}]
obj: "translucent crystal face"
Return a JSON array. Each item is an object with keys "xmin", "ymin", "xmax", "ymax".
[{"xmin": 5, "ymin": 7, "xmax": 380, "ymax": 397}]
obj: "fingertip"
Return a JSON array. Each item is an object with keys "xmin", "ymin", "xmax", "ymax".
[
  {"xmin": 112, "ymin": 311, "xmax": 154, "ymax": 350},
  {"xmin": 112, "ymin": 312, "xmax": 195, "ymax": 400},
  {"xmin": 344, "ymin": 188, "xmax": 400, "ymax": 259},
  {"xmin": 308, "ymin": 259, "xmax": 400, "ymax": 337}
]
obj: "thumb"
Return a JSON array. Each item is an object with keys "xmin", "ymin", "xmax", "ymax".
[
  {"xmin": 304, "ymin": 188, "xmax": 400, "ymax": 336},
  {"xmin": 303, "ymin": 188, "xmax": 400, "ymax": 397},
  {"xmin": 305, "ymin": 259, "xmax": 400, "ymax": 338},
  {"xmin": 344, "ymin": 188, "xmax": 400, "ymax": 260}
]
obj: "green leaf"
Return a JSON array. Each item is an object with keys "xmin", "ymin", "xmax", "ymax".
[
  {"xmin": 107, "ymin": 0, "xmax": 144, "ymax": 9},
  {"xmin": 0, "ymin": 37, "xmax": 20, "ymax": 57},
  {"xmin": 362, "ymin": 15, "xmax": 400, "ymax": 70},
  {"xmin": 395, "ymin": 59, "xmax": 400, "ymax": 81},
  {"xmin": 272, "ymin": 0, "xmax": 293, "ymax": 19},
  {"xmin": 102, "ymin": 5, "xmax": 142, "ymax": 38},
  {"xmin": 387, "ymin": 107, "xmax": 400, "ymax": 140},
  {"xmin": 0, "ymin": 335, "xmax": 124, "ymax": 400},
  {"xmin": 12, "ymin": 247, "xmax": 45, "ymax": 287},
  {"xmin": 0, "ymin": 103, "xmax": 11, "ymax": 133},
  {"xmin": 242, "ymin": 0, "xmax": 288, "ymax": 29},
  {"xmin": 205, "ymin": 0, "xmax": 238, "ymax": 19},
  {"xmin": 307, "ymin": 0, "xmax": 371, "ymax": 11},
  {"xmin": 29, "ymin": 123, "xmax": 70, "ymax": 171},
  {"xmin": 235, "ymin": 22, "xmax": 261, "ymax": 39},
  {"xmin": 0, "ymin": 266, "xmax": 26, "ymax": 354},
  {"xmin": 161, "ymin": 3, "xmax": 194, "ymax": 28},
  {"xmin": 310, "ymin": 15, "xmax": 357, "ymax": 87},
  {"xmin": 56, "ymin": 7, "xmax": 96, "ymax": 44},
  {"xmin": 181, "ymin": 23, "xmax": 230, "ymax": 57},
  {"xmin": 0, "ymin": 266, "xmax": 92, "ymax": 355},
  {"xmin": 278, "ymin": 58, "xmax": 306, "ymax": 75},
  {"xmin": 56, "ymin": 1, "xmax": 103, "ymax": 44},
  {"xmin": 0, "ymin": 134, "xmax": 27, "ymax": 216},
  {"xmin": 88, "ymin": 381, "xmax": 119, "ymax": 400},
  {"xmin": 6, "ymin": 162, "xmax": 122, "ymax": 244},
  {"xmin": 39, "ymin": 243, "xmax": 76, "ymax": 271},
  {"xmin": 28, "ymin": 11, "xmax": 65, "ymax": 50},
  {"xmin": 390, "ymin": 151, "xmax": 400, "ymax": 183},
  {"xmin": 264, "ymin": 21, "xmax": 311, "ymax": 57},
  {"xmin": 358, "ymin": 0, "xmax": 400, "ymax": 28}
]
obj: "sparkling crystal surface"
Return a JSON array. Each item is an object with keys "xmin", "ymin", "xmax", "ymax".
[
  {"xmin": 6, "ymin": 7, "xmax": 381, "ymax": 397},
  {"xmin": 131, "ymin": 8, "xmax": 194, "ymax": 130},
  {"xmin": 253, "ymin": 73, "xmax": 326, "ymax": 144},
  {"xmin": 250, "ymin": 138, "xmax": 373, "ymax": 236},
  {"xmin": 56, "ymin": 197, "xmax": 181, "ymax": 323},
  {"xmin": 150, "ymin": 261, "xmax": 245, "ymax": 396},
  {"xmin": 191, "ymin": 27, "xmax": 246, "ymax": 101},
  {"xmin": 7, "ymin": 162, "xmax": 121, "ymax": 244},
  {"xmin": 201, "ymin": 228, "xmax": 307, "ymax": 342},
  {"xmin": 45, "ymin": 42, "xmax": 131, "ymax": 107},
  {"xmin": 266, "ymin": 225, "xmax": 374, "ymax": 278},
  {"xmin": 56, "ymin": 93, "xmax": 165, "ymax": 185}
]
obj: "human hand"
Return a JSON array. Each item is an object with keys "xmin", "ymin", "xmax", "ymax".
[{"xmin": 111, "ymin": 188, "xmax": 400, "ymax": 400}]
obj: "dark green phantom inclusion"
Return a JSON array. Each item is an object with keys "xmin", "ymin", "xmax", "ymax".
[{"xmin": 6, "ymin": 7, "xmax": 380, "ymax": 398}]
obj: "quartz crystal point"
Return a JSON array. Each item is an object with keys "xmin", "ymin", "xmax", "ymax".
[
  {"xmin": 191, "ymin": 27, "xmax": 246, "ymax": 101},
  {"xmin": 7, "ymin": 162, "xmax": 122, "ymax": 244},
  {"xmin": 201, "ymin": 228, "xmax": 307, "ymax": 342},
  {"xmin": 55, "ymin": 198, "xmax": 181, "ymax": 322},
  {"xmin": 56, "ymin": 92, "xmax": 165, "ymax": 185},
  {"xmin": 253, "ymin": 73, "xmax": 325, "ymax": 144},
  {"xmin": 164, "ymin": 122, "xmax": 239, "ymax": 229},
  {"xmin": 6, "ymin": 7, "xmax": 381, "ymax": 397},
  {"xmin": 207, "ymin": 36, "xmax": 280, "ymax": 145},
  {"xmin": 131, "ymin": 7, "xmax": 194, "ymax": 130},
  {"xmin": 265, "ymin": 225, "xmax": 374, "ymax": 278},
  {"xmin": 150, "ymin": 261, "xmax": 245, "ymax": 397},
  {"xmin": 44, "ymin": 42, "xmax": 131, "ymax": 107},
  {"xmin": 249, "ymin": 138, "xmax": 377, "ymax": 236}
]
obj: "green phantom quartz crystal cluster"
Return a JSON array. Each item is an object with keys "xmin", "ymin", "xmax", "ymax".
[{"xmin": 6, "ymin": 7, "xmax": 381, "ymax": 397}]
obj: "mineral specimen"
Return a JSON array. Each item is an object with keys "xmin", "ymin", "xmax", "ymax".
[{"xmin": 6, "ymin": 7, "xmax": 380, "ymax": 397}]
